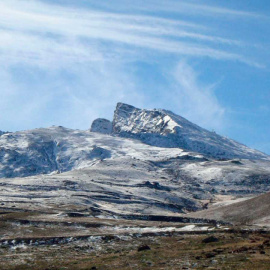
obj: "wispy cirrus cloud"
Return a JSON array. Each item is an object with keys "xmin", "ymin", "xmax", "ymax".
[
  {"xmin": 0, "ymin": 0, "xmax": 262, "ymax": 67},
  {"xmin": 136, "ymin": 0, "xmax": 265, "ymax": 18},
  {"xmin": 68, "ymin": 0, "xmax": 267, "ymax": 19},
  {"xmin": 0, "ymin": 0, "xmax": 268, "ymax": 133},
  {"xmin": 171, "ymin": 62, "xmax": 225, "ymax": 129}
]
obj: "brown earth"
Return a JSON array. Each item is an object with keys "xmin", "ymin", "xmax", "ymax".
[
  {"xmin": 0, "ymin": 230, "xmax": 270, "ymax": 270},
  {"xmin": 190, "ymin": 191, "xmax": 270, "ymax": 227}
]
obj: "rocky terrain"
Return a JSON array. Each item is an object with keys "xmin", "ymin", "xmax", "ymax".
[{"xmin": 0, "ymin": 102, "xmax": 269, "ymax": 269}]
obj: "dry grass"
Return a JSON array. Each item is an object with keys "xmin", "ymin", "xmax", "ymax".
[{"xmin": 0, "ymin": 231, "xmax": 270, "ymax": 270}]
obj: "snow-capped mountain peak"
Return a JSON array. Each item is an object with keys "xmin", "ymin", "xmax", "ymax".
[{"xmin": 112, "ymin": 103, "xmax": 269, "ymax": 160}]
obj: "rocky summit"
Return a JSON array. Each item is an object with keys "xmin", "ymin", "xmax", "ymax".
[
  {"xmin": 112, "ymin": 103, "xmax": 269, "ymax": 160},
  {"xmin": 89, "ymin": 102, "xmax": 269, "ymax": 160}
]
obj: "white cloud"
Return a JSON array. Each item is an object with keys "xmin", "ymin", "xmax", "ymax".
[
  {"xmin": 0, "ymin": 0, "xmax": 259, "ymax": 67},
  {"xmin": 166, "ymin": 62, "xmax": 225, "ymax": 130},
  {"xmin": 84, "ymin": 0, "xmax": 266, "ymax": 19},
  {"xmin": 149, "ymin": 1, "xmax": 264, "ymax": 18},
  {"xmin": 0, "ymin": 0, "xmax": 265, "ymax": 132}
]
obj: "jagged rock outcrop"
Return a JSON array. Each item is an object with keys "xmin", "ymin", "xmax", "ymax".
[
  {"xmin": 90, "ymin": 118, "xmax": 112, "ymax": 134},
  {"xmin": 113, "ymin": 103, "xmax": 269, "ymax": 160}
]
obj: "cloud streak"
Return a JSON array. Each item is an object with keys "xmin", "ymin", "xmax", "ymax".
[
  {"xmin": 0, "ymin": 0, "xmax": 261, "ymax": 67},
  {"xmin": 76, "ymin": 0, "xmax": 267, "ymax": 19},
  {"xmin": 0, "ymin": 0, "xmax": 267, "ymax": 133},
  {"xmin": 171, "ymin": 62, "xmax": 225, "ymax": 130}
]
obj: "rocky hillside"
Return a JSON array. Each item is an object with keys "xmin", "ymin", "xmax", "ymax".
[{"xmin": 112, "ymin": 103, "xmax": 269, "ymax": 160}]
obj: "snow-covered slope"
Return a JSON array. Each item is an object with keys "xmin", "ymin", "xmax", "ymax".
[
  {"xmin": 112, "ymin": 103, "xmax": 269, "ymax": 160},
  {"xmin": 0, "ymin": 125, "xmax": 191, "ymax": 178},
  {"xmin": 0, "ymin": 125, "xmax": 270, "ymax": 216},
  {"xmin": 0, "ymin": 147, "xmax": 269, "ymax": 216}
]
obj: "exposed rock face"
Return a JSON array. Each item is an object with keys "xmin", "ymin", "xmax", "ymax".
[
  {"xmin": 113, "ymin": 103, "xmax": 269, "ymax": 160},
  {"xmin": 90, "ymin": 118, "xmax": 112, "ymax": 134}
]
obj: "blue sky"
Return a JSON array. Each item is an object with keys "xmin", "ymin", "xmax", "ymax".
[{"xmin": 0, "ymin": 0, "xmax": 269, "ymax": 154}]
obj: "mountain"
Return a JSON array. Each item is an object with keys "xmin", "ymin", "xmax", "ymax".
[
  {"xmin": 0, "ymin": 102, "xmax": 269, "ymax": 270},
  {"xmin": 0, "ymin": 124, "xmax": 269, "ymax": 216},
  {"xmin": 112, "ymin": 103, "xmax": 269, "ymax": 160},
  {"xmin": 1, "ymin": 100, "xmax": 269, "ymax": 179},
  {"xmin": 0, "ymin": 127, "xmax": 269, "ymax": 215}
]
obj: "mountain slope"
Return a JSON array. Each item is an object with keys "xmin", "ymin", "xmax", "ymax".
[
  {"xmin": 0, "ymin": 125, "xmax": 192, "ymax": 178},
  {"xmin": 0, "ymin": 125, "xmax": 270, "ymax": 216},
  {"xmin": 112, "ymin": 103, "xmax": 269, "ymax": 160},
  {"xmin": 190, "ymin": 191, "xmax": 270, "ymax": 227}
]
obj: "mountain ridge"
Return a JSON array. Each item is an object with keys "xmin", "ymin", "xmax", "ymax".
[
  {"xmin": 0, "ymin": 102, "xmax": 269, "ymax": 180},
  {"xmin": 111, "ymin": 102, "xmax": 269, "ymax": 160}
]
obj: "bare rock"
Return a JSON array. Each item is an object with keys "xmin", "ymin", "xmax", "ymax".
[
  {"xmin": 138, "ymin": 245, "xmax": 151, "ymax": 252},
  {"xmin": 202, "ymin": 236, "xmax": 219, "ymax": 244}
]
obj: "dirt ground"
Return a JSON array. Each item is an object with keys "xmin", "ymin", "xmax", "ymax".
[{"xmin": 0, "ymin": 211, "xmax": 270, "ymax": 269}]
